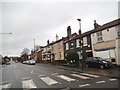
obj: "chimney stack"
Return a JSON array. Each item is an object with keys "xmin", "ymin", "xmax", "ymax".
[
  {"xmin": 67, "ymin": 26, "xmax": 71, "ymax": 38},
  {"xmin": 94, "ymin": 20, "xmax": 101, "ymax": 29},
  {"xmin": 47, "ymin": 40, "xmax": 49, "ymax": 45}
]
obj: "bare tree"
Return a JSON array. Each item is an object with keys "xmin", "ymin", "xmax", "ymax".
[
  {"xmin": 21, "ymin": 48, "xmax": 30, "ymax": 61},
  {"xmin": 21, "ymin": 48, "xmax": 30, "ymax": 55}
]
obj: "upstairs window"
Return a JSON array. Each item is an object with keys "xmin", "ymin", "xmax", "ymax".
[
  {"xmin": 83, "ymin": 37, "xmax": 88, "ymax": 46},
  {"xmin": 65, "ymin": 43, "xmax": 69, "ymax": 50},
  {"xmin": 70, "ymin": 42, "xmax": 74, "ymax": 49},
  {"xmin": 96, "ymin": 31, "xmax": 103, "ymax": 42},
  {"xmin": 76, "ymin": 39, "xmax": 80, "ymax": 47},
  {"xmin": 117, "ymin": 25, "xmax": 120, "ymax": 38}
]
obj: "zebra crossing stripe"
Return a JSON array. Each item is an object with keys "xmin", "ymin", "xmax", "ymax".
[
  {"xmin": 22, "ymin": 79, "xmax": 37, "ymax": 88},
  {"xmin": 22, "ymin": 77, "xmax": 31, "ymax": 80},
  {"xmin": 109, "ymin": 79, "xmax": 117, "ymax": 81},
  {"xmin": 57, "ymin": 75, "xmax": 76, "ymax": 82},
  {"xmin": 79, "ymin": 84, "xmax": 90, "ymax": 87},
  {"xmin": 70, "ymin": 74, "xmax": 90, "ymax": 80},
  {"xmin": 40, "ymin": 77, "xmax": 59, "ymax": 86},
  {"xmin": 0, "ymin": 83, "xmax": 11, "ymax": 88},
  {"xmin": 96, "ymin": 81, "xmax": 106, "ymax": 84},
  {"xmin": 80, "ymin": 73, "xmax": 100, "ymax": 78}
]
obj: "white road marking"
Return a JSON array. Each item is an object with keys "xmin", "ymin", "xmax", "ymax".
[
  {"xmin": 79, "ymin": 84, "xmax": 90, "ymax": 87},
  {"xmin": 70, "ymin": 74, "xmax": 90, "ymax": 80},
  {"xmin": 109, "ymin": 79, "xmax": 117, "ymax": 81},
  {"xmin": 51, "ymin": 73, "xmax": 59, "ymax": 76},
  {"xmin": 57, "ymin": 75, "xmax": 76, "ymax": 82},
  {"xmin": 96, "ymin": 81, "xmax": 106, "ymax": 84},
  {"xmin": 40, "ymin": 77, "xmax": 59, "ymax": 86},
  {"xmin": 22, "ymin": 77, "xmax": 31, "ymax": 80},
  {"xmin": 31, "ymin": 70, "xmax": 33, "ymax": 74},
  {"xmin": 38, "ymin": 74, "xmax": 46, "ymax": 77},
  {"xmin": 22, "ymin": 79, "xmax": 37, "ymax": 88},
  {"xmin": 0, "ymin": 83, "xmax": 11, "ymax": 88},
  {"xmin": 80, "ymin": 73, "xmax": 100, "ymax": 78}
]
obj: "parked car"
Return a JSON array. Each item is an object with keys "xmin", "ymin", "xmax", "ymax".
[
  {"xmin": 23, "ymin": 61, "xmax": 27, "ymax": 64},
  {"xmin": 6, "ymin": 61, "xmax": 10, "ymax": 65},
  {"xmin": 27, "ymin": 59, "xmax": 36, "ymax": 65},
  {"xmin": 85, "ymin": 57, "xmax": 112, "ymax": 69},
  {"xmin": 26, "ymin": 60, "xmax": 30, "ymax": 64}
]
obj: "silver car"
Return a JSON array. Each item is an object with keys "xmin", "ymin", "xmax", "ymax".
[{"xmin": 27, "ymin": 59, "xmax": 36, "ymax": 65}]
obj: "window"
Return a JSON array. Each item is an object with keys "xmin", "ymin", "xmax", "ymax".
[
  {"xmin": 76, "ymin": 39, "xmax": 80, "ymax": 47},
  {"xmin": 116, "ymin": 25, "xmax": 120, "ymax": 38},
  {"xmin": 83, "ymin": 37, "xmax": 88, "ymax": 46},
  {"xmin": 65, "ymin": 43, "xmax": 69, "ymax": 50},
  {"xmin": 96, "ymin": 31, "xmax": 103, "ymax": 42},
  {"xmin": 70, "ymin": 42, "xmax": 74, "ymax": 49}
]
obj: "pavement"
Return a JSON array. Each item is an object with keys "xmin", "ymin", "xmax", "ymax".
[{"xmin": 37, "ymin": 63, "xmax": 120, "ymax": 79}]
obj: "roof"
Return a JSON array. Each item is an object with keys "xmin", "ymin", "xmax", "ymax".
[
  {"xmin": 46, "ymin": 33, "xmax": 78, "ymax": 46},
  {"xmin": 62, "ymin": 33, "xmax": 78, "ymax": 41},
  {"xmin": 64, "ymin": 18, "xmax": 120, "ymax": 43},
  {"xmin": 91, "ymin": 18, "xmax": 120, "ymax": 34}
]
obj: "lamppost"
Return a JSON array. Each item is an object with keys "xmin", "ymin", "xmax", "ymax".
[
  {"xmin": 77, "ymin": 19, "xmax": 81, "ymax": 34},
  {"xmin": 0, "ymin": 33, "xmax": 12, "ymax": 34},
  {"xmin": 0, "ymin": 32, "xmax": 12, "ymax": 58},
  {"xmin": 77, "ymin": 19, "xmax": 84, "ymax": 70}
]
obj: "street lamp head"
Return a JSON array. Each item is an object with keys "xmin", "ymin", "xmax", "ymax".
[
  {"xmin": 0, "ymin": 33, "xmax": 12, "ymax": 34},
  {"xmin": 77, "ymin": 19, "xmax": 81, "ymax": 21}
]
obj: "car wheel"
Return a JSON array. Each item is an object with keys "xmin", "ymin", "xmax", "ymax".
[
  {"xmin": 100, "ymin": 65, "xmax": 104, "ymax": 69},
  {"xmin": 86, "ymin": 64, "xmax": 89, "ymax": 68}
]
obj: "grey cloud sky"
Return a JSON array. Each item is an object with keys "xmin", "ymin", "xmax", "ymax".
[{"xmin": 1, "ymin": 0, "xmax": 119, "ymax": 56}]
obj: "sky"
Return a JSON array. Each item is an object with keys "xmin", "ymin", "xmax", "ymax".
[{"xmin": 0, "ymin": 0, "xmax": 119, "ymax": 57}]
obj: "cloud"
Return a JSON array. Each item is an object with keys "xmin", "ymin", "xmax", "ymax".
[{"xmin": 1, "ymin": 1, "xmax": 118, "ymax": 56}]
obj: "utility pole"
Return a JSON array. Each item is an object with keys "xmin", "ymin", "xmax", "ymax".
[
  {"xmin": 34, "ymin": 39, "xmax": 35, "ymax": 52},
  {"xmin": 33, "ymin": 38, "xmax": 35, "ymax": 59}
]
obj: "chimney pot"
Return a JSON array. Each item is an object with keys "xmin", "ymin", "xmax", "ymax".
[
  {"xmin": 94, "ymin": 20, "xmax": 101, "ymax": 29},
  {"xmin": 47, "ymin": 40, "xmax": 49, "ymax": 45}
]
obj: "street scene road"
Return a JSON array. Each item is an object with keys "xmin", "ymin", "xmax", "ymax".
[
  {"xmin": 1, "ymin": 1, "xmax": 120, "ymax": 90},
  {"xmin": 0, "ymin": 61, "xmax": 119, "ymax": 89}
]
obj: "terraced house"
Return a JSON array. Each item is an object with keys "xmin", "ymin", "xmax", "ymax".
[
  {"xmin": 42, "ymin": 40, "xmax": 53, "ymax": 63},
  {"xmin": 42, "ymin": 26, "xmax": 78, "ymax": 64},
  {"xmin": 64, "ymin": 27, "xmax": 93, "ymax": 63},
  {"xmin": 50, "ymin": 38, "xmax": 65, "ymax": 64},
  {"xmin": 64, "ymin": 18, "xmax": 120, "ymax": 66},
  {"xmin": 91, "ymin": 18, "xmax": 120, "ymax": 66}
]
